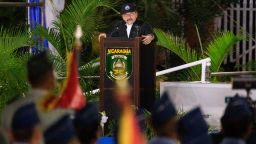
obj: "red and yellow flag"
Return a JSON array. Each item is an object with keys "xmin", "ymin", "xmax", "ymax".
[
  {"xmin": 37, "ymin": 94, "xmax": 59, "ymax": 112},
  {"xmin": 58, "ymin": 49, "xmax": 86, "ymax": 110},
  {"xmin": 116, "ymin": 79, "xmax": 145, "ymax": 144},
  {"xmin": 118, "ymin": 105, "xmax": 146, "ymax": 144}
]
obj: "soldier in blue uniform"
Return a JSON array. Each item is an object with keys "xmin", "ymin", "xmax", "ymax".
[
  {"xmin": 148, "ymin": 92, "xmax": 178, "ymax": 144},
  {"xmin": 178, "ymin": 107, "xmax": 213, "ymax": 144},
  {"xmin": 99, "ymin": 3, "xmax": 157, "ymax": 112},
  {"xmin": 73, "ymin": 102, "xmax": 101, "ymax": 144},
  {"xmin": 10, "ymin": 103, "xmax": 42, "ymax": 144},
  {"xmin": 220, "ymin": 96, "xmax": 253, "ymax": 144},
  {"xmin": 44, "ymin": 115, "xmax": 80, "ymax": 144}
]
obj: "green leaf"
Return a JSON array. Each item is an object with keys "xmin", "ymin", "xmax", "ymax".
[
  {"xmin": 0, "ymin": 26, "xmax": 31, "ymax": 109},
  {"xmin": 56, "ymin": 0, "xmax": 116, "ymax": 51},
  {"xmin": 32, "ymin": 0, "xmax": 115, "ymax": 60},
  {"xmin": 154, "ymin": 28, "xmax": 201, "ymax": 80},
  {"xmin": 205, "ymin": 31, "xmax": 242, "ymax": 72}
]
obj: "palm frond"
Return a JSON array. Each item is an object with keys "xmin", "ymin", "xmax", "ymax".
[
  {"xmin": 154, "ymin": 28, "xmax": 201, "ymax": 80},
  {"xmin": 32, "ymin": 0, "xmax": 116, "ymax": 62},
  {"xmin": 154, "ymin": 28, "xmax": 199, "ymax": 63},
  {"xmin": 0, "ymin": 27, "xmax": 30, "ymax": 53},
  {"xmin": 32, "ymin": 25, "xmax": 66, "ymax": 58},
  {"xmin": 48, "ymin": 53, "xmax": 66, "ymax": 77},
  {"xmin": 206, "ymin": 31, "xmax": 242, "ymax": 72},
  {"xmin": 55, "ymin": 0, "xmax": 116, "ymax": 51},
  {"xmin": 32, "ymin": 25, "xmax": 62, "ymax": 50},
  {"xmin": 79, "ymin": 58, "xmax": 99, "ymax": 81},
  {"xmin": 0, "ymin": 27, "xmax": 31, "ymax": 109}
]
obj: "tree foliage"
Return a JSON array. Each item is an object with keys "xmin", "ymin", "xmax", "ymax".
[
  {"xmin": 0, "ymin": 27, "xmax": 31, "ymax": 109},
  {"xmin": 154, "ymin": 28, "xmax": 242, "ymax": 80}
]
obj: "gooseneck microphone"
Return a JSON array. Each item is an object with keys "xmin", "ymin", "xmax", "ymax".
[
  {"xmin": 134, "ymin": 24, "xmax": 140, "ymax": 37},
  {"xmin": 110, "ymin": 26, "xmax": 119, "ymax": 37}
]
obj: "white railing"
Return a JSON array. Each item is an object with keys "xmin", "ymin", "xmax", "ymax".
[
  {"xmin": 85, "ymin": 88, "xmax": 100, "ymax": 95},
  {"xmin": 156, "ymin": 58, "xmax": 211, "ymax": 83}
]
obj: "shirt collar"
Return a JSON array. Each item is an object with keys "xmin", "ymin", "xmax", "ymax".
[{"xmin": 126, "ymin": 23, "xmax": 133, "ymax": 27}]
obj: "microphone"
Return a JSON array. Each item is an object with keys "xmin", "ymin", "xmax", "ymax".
[
  {"xmin": 110, "ymin": 26, "xmax": 119, "ymax": 37},
  {"xmin": 134, "ymin": 24, "xmax": 140, "ymax": 37}
]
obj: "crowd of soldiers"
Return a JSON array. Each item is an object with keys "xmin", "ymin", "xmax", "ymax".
[
  {"xmin": 0, "ymin": 45, "xmax": 255, "ymax": 144},
  {"xmin": 0, "ymin": 52, "xmax": 101, "ymax": 144}
]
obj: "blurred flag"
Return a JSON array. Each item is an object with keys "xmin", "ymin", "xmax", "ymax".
[
  {"xmin": 114, "ymin": 79, "xmax": 131, "ymax": 106},
  {"xmin": 118, "ymin": 105, "xmax": 145, "ymax": 144},
  {"xmin": 116, "ymin": 79, "xmax": 145, "ymax": 144},
  {"xmin": 58, "ymin": 49, "xmax": 86, "ymax": 110},
  {"xmin": 37, "ymin": 94, "xmax": 59, "ymax": 112}
]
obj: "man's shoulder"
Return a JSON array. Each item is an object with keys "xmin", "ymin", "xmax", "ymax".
[
  {"xmin": 135, "ymin": 20, "xmax": 151, "ymax": 26},
  {"xmin": 0, "ymin": 90, "xmax": 47, "ymax": 130},
  {"xmin": 134, "ymin": 20, "xmax": 145, "ymax": 26},
  {"xmin": 0, "ymin": 96, "xmax": 32, "ymax": 131},
  {"xmin": 2, "ymin": 95, "xmax": 35, "ymax": 113},
  {"xmin": 114, "ymin": 20, "xmax": 125, "ymax": 27}
]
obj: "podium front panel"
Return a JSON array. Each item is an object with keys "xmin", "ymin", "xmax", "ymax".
[{"xmin": 100, "ymin": 37, "xmax": 140, "ymax": 117}]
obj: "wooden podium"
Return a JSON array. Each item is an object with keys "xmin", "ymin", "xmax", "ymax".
[{"xmin": 100, "ymin": 37, "xmax": 141, "ymax": 117}]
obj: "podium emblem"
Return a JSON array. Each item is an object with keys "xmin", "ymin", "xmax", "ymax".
[{"xmin": 106, "ymin": 48, "xmax": 132, "ymax": 81}]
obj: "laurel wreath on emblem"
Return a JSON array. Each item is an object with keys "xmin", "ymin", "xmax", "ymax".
[{"xmin": 110, "ymin": 59, "xmax": 128, "ymax": 80}]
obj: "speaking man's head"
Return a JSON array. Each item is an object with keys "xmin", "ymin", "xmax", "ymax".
[{"xmin": 120, "ymin": 3, "xmax": 138, "ymax": 25}]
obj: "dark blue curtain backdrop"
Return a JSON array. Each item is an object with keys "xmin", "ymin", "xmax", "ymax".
[{"xmin": 29, "ymin": 0, "xmax": 48, "ymax": 54}]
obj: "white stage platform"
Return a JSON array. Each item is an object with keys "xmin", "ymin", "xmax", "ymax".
[{"xmin": 160, "ymin": 82, "xmax": 256, "ymax": 129}]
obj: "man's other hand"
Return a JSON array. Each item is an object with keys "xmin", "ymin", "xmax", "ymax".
[{"xmin": 142, "ymin": 34, "xmax": 154, "ymax": 45}]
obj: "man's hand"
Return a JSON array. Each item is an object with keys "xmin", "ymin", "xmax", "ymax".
[
  {"xmin": 142, "ymin": 34, "xmax": 154, "ymax": 45},
  {"xmin": 98, "ymin": 33, "xmax": 107, "ymax": 42}
]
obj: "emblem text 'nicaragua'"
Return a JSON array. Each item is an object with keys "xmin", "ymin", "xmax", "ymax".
[{"xmin": 107, "ymin": 48, "xmax": 132, "ymax": 55}]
